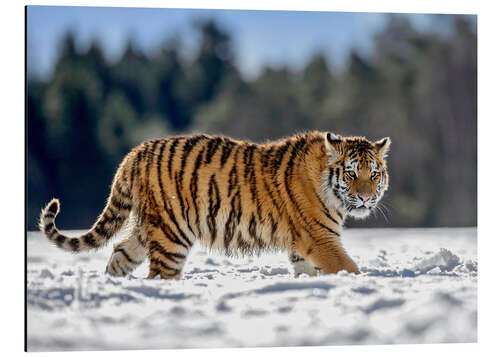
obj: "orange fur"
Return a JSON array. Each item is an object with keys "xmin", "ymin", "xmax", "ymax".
[{"xmin": 39, "ymin": 131, "xmax": 390, "ymax": 279}]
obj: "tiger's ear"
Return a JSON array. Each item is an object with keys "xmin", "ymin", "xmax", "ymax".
[
  {"xmin": 374, "ymin": 137, "xmax": 391, "ymax": 158},
  {"xmin": 324, "ymin": 132, "xmax": 343, "ymax": 160}
]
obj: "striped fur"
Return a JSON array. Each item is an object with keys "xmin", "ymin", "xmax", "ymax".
[{"xmin": 39, "ymin": 131, "xmax": 390, "ymax": 279}]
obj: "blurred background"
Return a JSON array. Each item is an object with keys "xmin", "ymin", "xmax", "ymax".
[{"xmin": 26, "ymin": 6, "xmax": 477, "ymax": 230}]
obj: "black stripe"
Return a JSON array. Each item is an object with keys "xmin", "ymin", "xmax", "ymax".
[
  {"xmin": 284, "ymin": 137, "xmax": 308, "ymax": 204},
  {"xmin": 234, "ymin": 191, "xmax": 243, "ymax": 224},
  {"xmin": 167, "ymin": 205, "xmax": 193, "ymax": 248},
  {"xmin": 220, "ymin": 139, "xmax": 236, "ymax": 168},
  {"xmin": 129, "ymin": 153, "xmax": 137, "ymax": 190},
  {"xmin": 44, "ymin": 212, "xmax": 55, "ymax": 219},
  {"xmin": 149, "ymin": 257, "xmax": 180, "ymax": 275},
  {"xmin": 111, "ymin": 195, "xmax": 132, "ymax": 211},
  {"xmin": 269, "ymin": 213, "xmax": 278, "ymax": 246},
  {"xmin": 283, "ymin": 138, "xmax": 314, "ymax": 236},
  {"xmin": 137, "ymin": 231, "xmax": 147, "ymax": 247},
  {"xmin": 309, "ymin": 136, "xmax": 324, "ymax": 144},
  {"xmin": 223, "ymin": 211, "xmax": 236, "ymax": 250},
  {"xmin": 153, "ymin": 165, "xmax": 193, "ymax": 248},
  {"xmin": 180, "ymin": 135, "xmax": 206, "ymax": 174},
  {"xmin": 313, "ymin": 191, "xmax": 339, "ymax": 225},
  {"xmin": 243, "ymin": 144, "xmax": 256, "ymax": 181},
  {"xmin": 103, "ymin": 210, "xmax": 114, "ymax": 221},
  {"xmin": 114, "ymin": 180, "xmax": 130, "ymax": 199},
  {"xmin": 248, "ymin": 213, "xmax": 258, "ymax": 242},
  {"xmin": 301, "ymin": 136, "xmax": 321, "ymax": 157},
  {"xmin": 174, "ymin": 171, "xmax": 195, "ymax": 237},
  {"xmin": 157, "ymin": 140, "xmax": 190, "ymax": 245},
  {"xmin": 44, "ymin": 222, "xmax": 54, "ymax": 235},
  {"xmin": 107, "ymin": 203, "xmax": 119, "ymax": 215},
  {"xmin": 115, "ymin": 247, "xmax": 140, "ymax": 265},
  {"xmin": 148, "ymin": 241, "xmax": 186, "ymax": 265},
  {"xmin": 158, "ymin": 215, "xmax": 192, "ymax": 249},
  {"xmin": 149, "ymin": 192, "xmax": 193, "ymax": 249},
  {"xmin": 227, "ymin": 160, "xmax": 238, "ymax": 198},
  {"xmin": 261, "ymin": 173, "xmax": 280, "ymax": 213},
  {"xmin": 156, "ymin": 140, "xmax": 168, "ymax": 201},
  {"xmin": 190, "ymin": 147, "xmax": 206, "ymax": 236},
  {"xmin": 223, "ymin": 193, "xmax": 240, "ymax": 250},
  {"xmin": 205, "ymin": 137, "xmax": 223, "ymax": 165},
  {"xmin": 237, "ymin": 231, "xmax": 252, "ymax": 254},
  {"xmin": 261, "ymin": 146, "xmax": 282, "ymax": 215},
  {"xmin": 247, "ymin": 213, "xmax": 265, "ymax": 249},
  {"xmin": 262, "ymin": 145, "xmax": 275, "ymax": 169},
  {"xmin": 48, "ymin": 229, "xmax": 57, "ymax": 239},
  {"xmin": 174, "ymin": 172, "xmax": 186, "ymax": 220},
  {"xmin": 314, "ymin": 218, "xmax": 340, "ymax": 236},
  {"xmin": 99, "ymin": 213, "xmax": 110, "ymax": 226},
  {"xmin": 168, "ymin": 137, "xmax": 180, "ymax": 180},
  {"xmin": 83, "ymin": 233, "xmax": 98, "ymax": 248},
  {"xmin": 148, "ymin": 268, "xmax": 159, "ymax": 279},
  {"xmin": 333, "ymin": 190, "xmax": 344, "ymax": 204},
  {"xmin": 177, "ymin": 136, "xmax": 206, "ymax": 233},
  {"xmin": 328, "ymin": 167, "xmax": 334, "ymax": 187},
  {"xmin": 94, "ymin": 223, "xmax": 110, "ymax": 239},
  {"xmin": 207, "ymin": 174, "xmax": 221, "ymax": 246},
  {"xmin": 55, "ymin": 235, "xmax": 65, "ymax": 248},
  {"xmin": 114, "ymin": 215, "xmax": 125, "ymax": 226},
  {"xmin": 245, "ymin": 146, "xmax": 261, "ymax": 220},
  {"xmin": 47, "ymin": 201, "xmax": 58, "ymax": 214},
  {"xmin": 69, "ymin": 238, "xmax": 80, "ymax": 252},
  {"xmin": 168, "ymin": 252, "xmax": 186, "ymax": 260},
  {"xmin": 135, "ymin": 150, "xmax": 145, "ymax": 192},
  {"xmin": 145, "ymin": 139, "xmax": 161, "ymax": 193},
  {"xmin": 270, "ymin": 140, "xmax": 292, "ymax": 214},
  {"xmin": 272, "ymin": 139, "xmax": 292, "ymax": 175},
  {"xmin": 150, "ymin": 215, "xmax": 189, "ymax": 250}
]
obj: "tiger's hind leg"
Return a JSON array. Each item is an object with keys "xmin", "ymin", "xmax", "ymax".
[
  {"xmin": 289, "ymin": 251, "xmax": 319, "ymax": 277},
  {"xmin": 146, "ymin": 216, "xmax": 192, "ymax": 280},
  {"xmin": 106, "ymin": 224, "xmax": 147, "ymax": 277}
]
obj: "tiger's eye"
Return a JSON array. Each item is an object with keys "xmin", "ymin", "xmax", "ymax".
[
  {"xmin": 371, "ymin": 172, "xmax": 380, "ymax": 180},
  {"xmin": 346, "ymin": 170, "xmax": 357, "ymax": 179}
]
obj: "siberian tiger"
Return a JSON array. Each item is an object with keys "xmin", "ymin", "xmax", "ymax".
[{"xmin": 39, "ymin": 131, "xmax": 390, "ymax": 279}]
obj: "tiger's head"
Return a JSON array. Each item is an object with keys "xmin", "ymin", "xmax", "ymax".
[{"xmin": 322, "ymin": 132, "xmax": 391, "ymax": 219}]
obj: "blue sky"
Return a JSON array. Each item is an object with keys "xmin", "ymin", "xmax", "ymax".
[{"xmin": 27, "ymin": 6, "xmax": 472, "ymax": 80}]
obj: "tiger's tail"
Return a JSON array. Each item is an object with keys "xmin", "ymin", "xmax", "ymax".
[{"xmin": 39, "ymin": 169, "xmax": 133, "ymax": 253}]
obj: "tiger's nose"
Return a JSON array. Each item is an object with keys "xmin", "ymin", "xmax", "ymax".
[{"xmin": 358, "ymin": 194, "xmax": 371, "ymax": 203}]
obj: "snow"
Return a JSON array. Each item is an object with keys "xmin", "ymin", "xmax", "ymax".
[{"xmin": 26, "ymin": 228, "xmax": 477, "ymax": 351}]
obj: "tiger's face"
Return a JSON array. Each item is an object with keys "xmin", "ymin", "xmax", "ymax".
[{"xmin": 322, "ymin": 132, "xmax": 391, "ymax": 219}]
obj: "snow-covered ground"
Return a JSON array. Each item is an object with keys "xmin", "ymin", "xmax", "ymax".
[{"xmin": 27, "ymin": 228, "xmax": 477, "ymax": 351}]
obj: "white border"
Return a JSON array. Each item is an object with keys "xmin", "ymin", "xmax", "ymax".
[
  {"xmin": 19, "ymin": 0, "xmax": 480, "ymax": 13},
  {"xmin": 2, "ymin": 1, "xmax": 497, "ymax": 356}
]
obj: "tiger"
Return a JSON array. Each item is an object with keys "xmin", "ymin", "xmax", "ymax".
[{"xmin": 39, "ymin": 131, "xmax": 391, "ymax": 279}]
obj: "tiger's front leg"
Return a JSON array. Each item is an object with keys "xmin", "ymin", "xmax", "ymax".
[
  {"xmin": 288, "ymin": 251, "xmax": 319, "ymax": 277},
  {"xmin": 295, "ymin": 236, "xmax": 360, "ymax": 275},
  {"xmin": 307, "ymin": 243, "xmax": 360, "ymax": 275}
]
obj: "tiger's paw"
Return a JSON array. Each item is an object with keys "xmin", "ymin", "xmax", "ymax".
[{"xmin": 292, "ymin": 259, "xmax": 319, "ymax": 277}]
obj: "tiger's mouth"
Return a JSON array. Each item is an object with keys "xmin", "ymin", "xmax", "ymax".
[
  {"xmin": 343, "ymin": 198, "xmax": 375, "ymax": 218},
  {"xmin": 348, "ymin": 206, "xmax": 372, "ymax": 218}
]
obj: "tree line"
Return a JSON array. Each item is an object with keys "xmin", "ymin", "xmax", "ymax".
[{"xmin": 27, "ymin": 15, "xmax": 477, "ymax": 229}]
